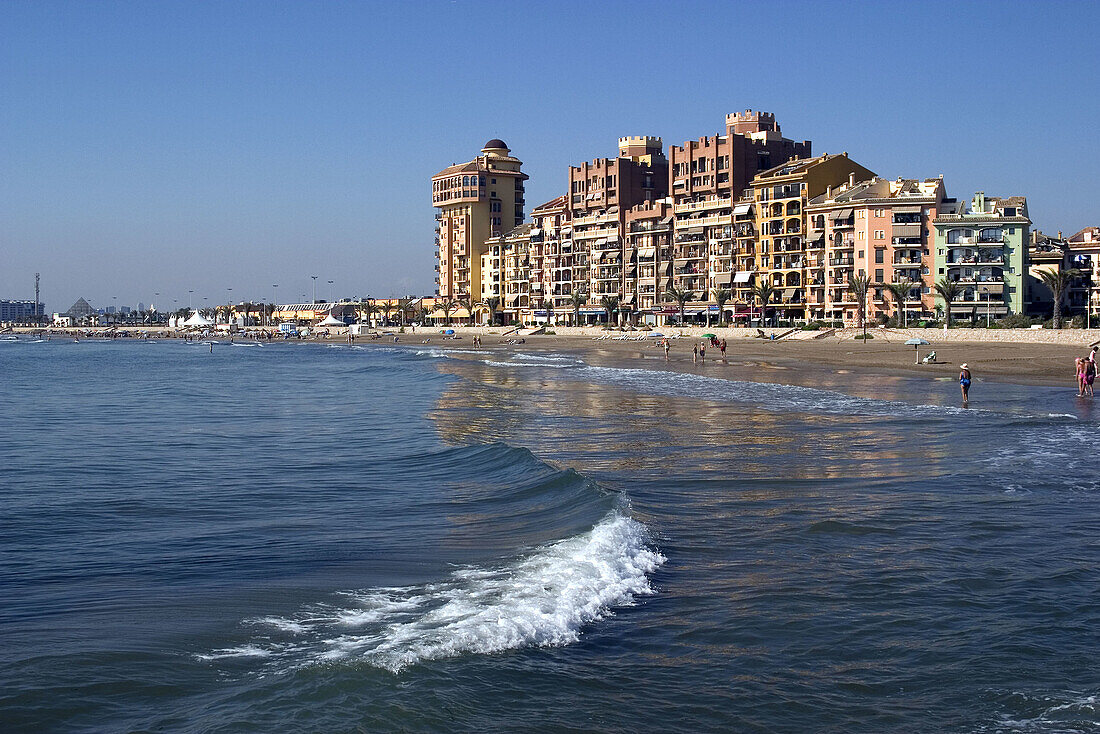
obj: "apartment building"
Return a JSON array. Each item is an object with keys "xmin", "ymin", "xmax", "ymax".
[
  {"xmin": 567, "ymin": 136, "xmax": 668, "ymax": 320},
  {"xmin": 806, "ymin": 177, "xmax": 947, "ymax": 324},
  {"xmin": 1067, "ymin": 227, "xmax": 1100, "ymax": 321},
  {"xmin": 432, "ymin": 139, "xmax": 528, "ymax": 305},
  {"xmin": 931, "ymin": 192, "xmax": 1031, "ymax": 318},
  {"xmin": 528, "ymin": 195, "xmax": 569, "ymax": 323},
  {"xmin": 669, "ymin": 111, "xmax": 811, "ymax": 315},
  {"xmin": 748, "ymin": 154, "xmax": 876, "ymax": 321},
  {"xmin": 625, "ymin": 200, "xmax": 674, "ymax": 314}
]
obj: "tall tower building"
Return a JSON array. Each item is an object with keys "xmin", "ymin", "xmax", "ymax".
[{"xmin": 432, "ymin": 140, "xmax": 528, "ymax": 302}]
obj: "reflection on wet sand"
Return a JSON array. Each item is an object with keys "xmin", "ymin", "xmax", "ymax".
[{"xmin": 427, "ymin": 356, "xmax": 952, "ymax": 485}]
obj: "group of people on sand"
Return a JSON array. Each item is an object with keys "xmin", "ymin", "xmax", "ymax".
[
  {"xmin": 1075, "ymin": 346, "xmax": 1098, "ymax": 397},
  {"xmin": 689, "ymin": 337, "xmax": 728, "ymax": 364}
]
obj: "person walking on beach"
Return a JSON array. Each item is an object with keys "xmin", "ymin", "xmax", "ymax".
[
  {"xmin": 692, "ymin": 343, "xmax": 698, "ymax": 364},
  {"xmin": 663, "ymin": 340, "xmax": 670, "ymax": 361},
  {"xmin": 719, "ymin": 338, "xmax": 727, "ymax": 360},
  {"xmin": 1076, "ymin": 357, "xmax": 1086, "ymax": 396},
  {"xmin": 1085, "ymin": 357, "xmax": 1096, "ymax": 397},
  {"xmin": 699, "ymin": 342, "xmax": 706, "ymax": 363},
  {"xmin": 959, "ymin": 363, "xmax": 972, "ymax": 403}
]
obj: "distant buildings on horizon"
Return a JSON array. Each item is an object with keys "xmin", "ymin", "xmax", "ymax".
[{"xmin": 431, "ymin": 110, "xmax": 1100, "ymax": 326}]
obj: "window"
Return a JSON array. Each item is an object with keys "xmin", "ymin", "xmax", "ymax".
[
  {"xmin": 875, "ymin": 209, "xmax": 885, "ymax": 217},
  {"xmin": 874, "ymin": 230, "xmax": 885, "ymax": 240},
  {"xmin": 875, "ymin": 269, "xmax": 883, "ymax": 282},
  {"xmin": 858, "ymin": 250, "xmax": 864, "ymax": 259},
  {"xmin": 875, "ymin": 250, "xmax": 883, "ymax": 263},
  {"xmin": 858, "ymin": 231, "xmax": 865, "ymax": 240}
]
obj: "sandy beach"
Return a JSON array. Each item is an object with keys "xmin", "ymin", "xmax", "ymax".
[{"xmin": 11, "ymin": 324, "xmax": 1098, "ymax": 387}]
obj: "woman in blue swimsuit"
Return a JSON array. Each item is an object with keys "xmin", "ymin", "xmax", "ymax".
[{"xmin": 959, "ymin": 363, "xmax": 972, "ymax": 403}]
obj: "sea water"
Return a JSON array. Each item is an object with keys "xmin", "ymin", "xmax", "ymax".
[{"xmin": 2, "ymin": 338, "xmax": 1099, "ymax": 732}]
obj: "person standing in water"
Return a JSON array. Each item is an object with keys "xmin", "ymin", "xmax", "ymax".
[
  {"xmin": 663, "ymin": 340, "xmax": 670, "ymax": 361},
  {"xmin": 959, "ymin": 363, "xmax": 972, "ymax": 403}
]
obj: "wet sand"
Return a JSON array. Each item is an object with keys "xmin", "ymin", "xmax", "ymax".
[{"xmin": 467, "ymin": 335, "xmax": 1086, "ymax": 389}]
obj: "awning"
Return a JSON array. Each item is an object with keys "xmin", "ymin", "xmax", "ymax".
[
  {"xmin": 713, "ymin": 273, "xmax": 732, "ymax": 286},
  {"xmin": 681, "ymin": 226, "xmax": 704, "ymax": 234},
  {"xmin": 833, "ymin": 209, "xmax": 853, "ymax": 220},
  {"xmin": 660, "ymin": 216, "xmax": 673, "ymax": 224},
  {"xmin": 893, "ymin": 205, "xmax": 922, "ymax": 214},
  {"xmin": 733, "ymin": 271, "xmax": 754, "ymax": 283},
  {"xmin": 530, "ymin": 227, "xmax": 542, "ymax": 235},
  {"xmin": 594, "ymin": 238, "xmax": 607, "ymax": 246},
  {"xmin": 622, "ymin": 293, "xmax": 635, "ymax": 303},
  {"xmin": 732, "ymin": 203, "xmax": 752, "ymax": 216},
  {"xmin": 782, "ymin": 288, "xmax": 797, "ymax": 299},
  {"xmin": 638, "ymin": 247, "xmax": 655, "ymax": 258}
]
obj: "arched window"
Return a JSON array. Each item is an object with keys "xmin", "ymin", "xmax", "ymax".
[
  {"xmin": 462, "ymin": 176, "xmax": 469, "ymax": 186},
  {"xmin": 947, "ymin": 229, "xmax": 973, "ymax": 244}
]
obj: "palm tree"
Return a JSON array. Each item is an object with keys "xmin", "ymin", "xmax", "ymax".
[
  {"xmin": 846, "ymin": 273, "xmax": 871, "ymax": 339},
  {"xmin": 1036, "ymin": 268, "xmax": 1082, "ymax": 329},
  {"xmin": 663, "ymin": 286, "xmax": 693, "ymax": 326},
  {"xmin": 884, "ymin": 279, "xmax": 913, "ymax": 327},
  {"xmin": 599, "ymin": 295, "xmax": 620, "ymax": 326},
  {"xmin": 456, "ymin": 295, "xmax": 473, "ymax": 326},
  {"xmin": 748, "ymin": 281, "xmax": 777, "ymax": 328},
  {"xmin": 438, "ymin": 299, "xmax": 457, "ymax": 326},
  {"xmin": 712, "ymin": 288, "xmax": 731, "ymax": 326},
  {"xmin": 934, "ymin": 278, "xmax": 960, "ymax": 328},
  {"xmin": 395, "ymin": 297, "xmax": 411, "ymax": 326},
  {"xmin": 483, "ymin": 296, "xmax": 501, "ymax": 326},
  {"xmin": 361, "ymin": 299, "xmax": 381, "ymax": 327},
  {"xmin": 569, "ymin": 288, "xmax": 587, "ymax": 326}
]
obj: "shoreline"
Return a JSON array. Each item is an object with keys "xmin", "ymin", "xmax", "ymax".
[{"xmin": 7, "ymin": 324, "xmax": 1093, "ymax": 389}]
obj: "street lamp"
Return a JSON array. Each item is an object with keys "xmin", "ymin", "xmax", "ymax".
[
  {"xmin": 188, "ymin": 290, "xmax": 194, "ymax": 310},
  {"xmin": 311, "ymin": 275, "xmax": 318, "ymax": 304},
  {"xmin": 271, "ymin": 285, "xmax": 279, "ymax": 327},
  {"xmin": 328, "ymin": 280, "xmax": 334, "ymax": 302}
]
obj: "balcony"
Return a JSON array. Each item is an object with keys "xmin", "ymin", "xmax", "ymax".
[
  {"xmin": 947, "ymin": 255, "xmax": 1005, "ymax": 265},
  {"xmin": 829, "ymin": 257, "xmax": 854, "ymax": 266},
  {"xmin": 892, "ymin": 257, "xmax": 922, "ymax": 266}
]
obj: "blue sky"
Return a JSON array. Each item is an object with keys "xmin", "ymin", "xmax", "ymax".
[{"xmin": 2, "ymin": 0, "xmax": 1097, "ymax": 312}]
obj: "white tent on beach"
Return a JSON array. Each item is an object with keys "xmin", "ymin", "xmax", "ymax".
[
  {"xmin": 319, "ymin": 314, "xmax": 345, "ymax": 327},
  {"xmin": 183, "ymin": 311, "xmax": 215, "ymax": 327}
]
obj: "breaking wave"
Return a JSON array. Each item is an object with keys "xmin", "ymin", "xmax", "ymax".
[{"xmin": 202, "ymin": 510, "xmax": 663, "ymax": 673}]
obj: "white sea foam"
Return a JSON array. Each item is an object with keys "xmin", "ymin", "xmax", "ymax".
[
  {"xmin": 201, "ymin": 511, "xmax": 664, "ymax": 673},
  {"xmin": 195, "ymin": 644, "xmax": 274, "ymax": 661},
  {"xmin": 988, "ymin": 690, "xmax": 1100, "ymax": 732}
]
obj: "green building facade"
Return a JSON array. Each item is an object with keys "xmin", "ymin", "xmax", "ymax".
[{"xmin": 931, "ymin": 192, "xmax": 1030, "ymax": 319}]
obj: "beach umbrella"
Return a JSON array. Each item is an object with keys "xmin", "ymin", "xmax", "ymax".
[
  {"xmin": 444, "ymin": 329, "xmax": 455, "ymax": 335},
  {"xmin": 647, "ymin": 332, "xmax": 665, "ymax": 338},
  {"xmin": 702, "ymin": 333, "xmax": 717, "ymax": 339},
  {"xmin": 906, "ymin": 337, "xmax": 930, "ymax": 364}
]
